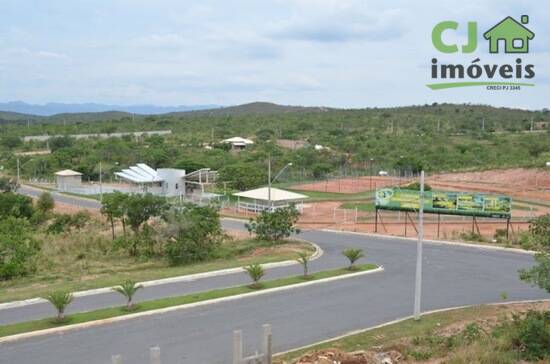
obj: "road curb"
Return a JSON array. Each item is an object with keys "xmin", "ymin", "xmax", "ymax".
[
  {"xmin": 319, "ymin": 229, "xmax": 537, "ymax": 255},
  {"xmin": 275, "ymin": 298, "xmax": 550, "ymax": 357},
  {"xmin": 0, "ymin": 266, "xmax": 383, "ymax": 344},
  {"xmin": 0, "ymin": 240, "xmax": 323, "ymax": 311}
]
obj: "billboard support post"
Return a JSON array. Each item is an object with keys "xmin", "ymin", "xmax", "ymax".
[
  {"xmin": 374, "ymin": 207, "xmax": 378, "ymax": 233},
  {"xmin": 437, "ymin": 213, "xmax": 441, "ymax": 239},
  {"xmin": 414, "ymin": 170, "xmax": 424, "ymax": 321}
]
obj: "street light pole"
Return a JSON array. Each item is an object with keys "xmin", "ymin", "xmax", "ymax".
[
  {"xmin": 267, "ymin": 154, "xmax": 272, "ymax": 210},
  {"xmin": 99, "ymin": 161, "xmax": 103, "ymax": 201},
  {"xmin": 414, "ymin": 170, "xmax": 425, "ymax": 320},
  {"xmin": 267, "ymin": 154, "xmax": 293, "ymax": 212},
  {"xmin": 16, "ymin": 158, "xmax": 20, "ymax": 186}
]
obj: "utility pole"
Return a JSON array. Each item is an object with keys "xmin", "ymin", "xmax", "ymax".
[
  {"xmin": 16, "ymin": 158, "xmax": 20, "ymax": 186},
  {"xmin": 99, "ymin": 161, "xmax": 103, "ymax": 201},
  {"xmin": 437, "ymin": 119, "xmax": 440, "ymax": 133},
  {"xmin": 530, "ymin": 117, "xmax": 534, "ymax": 132},
  {"xmin": 481, "ymin": 117, "xmax": 485, "ymax": 132},
  {"xmin": 267, "ymin": 154, "xmax": 272, "ymax": 210},
  {"xmin": 414, "ymin": 170, "xmax": 425, "ymax": 320}
]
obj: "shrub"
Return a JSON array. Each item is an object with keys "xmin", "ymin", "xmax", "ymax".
[
  {"xmin": 45, "ymin": 291, "xmax": 73, "ymax": 322},
  {"xmin": 342, "ymin": 248, "xmax": 364, "ymax": 270},
  {"xmin": 519, "ymin": 214, "xmax": 550, "ymax": 292},
  {"xmin": 244, "ymin": 263, "xmax": 265, "ymax": 289},
  {"xmin": 164, "ymin": 204, "xmax": 224, "ymax": 265},
  {"xmin": 0, "ymin": 217, "xmax": 41, "ymax": 280},
  {"xmin": 245, "ymin": 205, "xmax": 300, "ymax": 241},
  {"xmin": 112, "ymin": 280, "xmax": 143, "ymax": 310},
  {"xmin": 500, "ymin": 311, "xmax": 550, "ymax": 360},
  {"xmin": 0, "ymin": 192, "xmax": 34, "ymax": 219},
  {"xmin": 0, "ymin": 177, "xmax": 17, "ymax": 192},
  {"xmin": 36, "ymin": 192, "xmax": 55, "ymax": 213},
  {"xmin": 46, "ymin": 214, "xmax": 74, "ymax": 234}
]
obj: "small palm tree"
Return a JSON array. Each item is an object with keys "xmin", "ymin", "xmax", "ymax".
[
  {"xmin": 45, "ymin": 291, "xmax": 73, "ymax": 322},
  {"xmin": 113, "ymin": 280, "xmax": 144, "ymax": 310},
  {"xmin": 244, "ymin": 263, "xmax": 265, "ymax": 289},
  {"xmin": 342, "ymin": 248, "xmax": 365, "ymax": 270},
  {"xmin": 296, "ymin": 252, "xmax": 310, "ymax": 278}
]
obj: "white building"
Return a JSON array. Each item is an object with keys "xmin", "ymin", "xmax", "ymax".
[
  {"xmin": 55, "ymin": 169, "xmax": 83, "ymax": 192},
  {"xmin": 115, "ymin": 163, "xmax": 218, "ymax": 198},
  {"xmin": 233, "ymin": 187, "xmax": 308, "ymax": 213},
  {"xmin": 222, "ymin": 137, "xmax": 254, "ymax": 150}
]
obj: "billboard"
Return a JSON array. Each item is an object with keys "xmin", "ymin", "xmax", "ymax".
[{"xmin": 375, "ymin": 188, "xmax": 511, "ymax": 218}]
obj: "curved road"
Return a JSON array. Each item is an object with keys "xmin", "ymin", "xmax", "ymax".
[{"xmin": 1, "ymin": 188, "xmax": 547, "ymax": 363}]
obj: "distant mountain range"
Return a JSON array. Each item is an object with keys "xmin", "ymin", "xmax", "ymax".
[{"xmin": 0, "ymin": 101, "xmax": 220, "ymax": 116}]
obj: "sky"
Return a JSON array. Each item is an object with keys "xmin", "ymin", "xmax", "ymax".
[{"xmin": 0, "ymin": 0, "xmax": 548, "ymax": 109}]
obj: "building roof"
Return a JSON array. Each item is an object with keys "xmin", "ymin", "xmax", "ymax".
[
  {"xmin": 55, "ymin": 169, "xmax": 83, "ymax": 176},
  {"xmin": 233, "ymin": 187, "xmax": 308, "ymax": 202},
  {"xmin": 222, "ymin": 137, "xmax": 254, "ymax": 145},
  {"xmin": 115, "ymin": 163, "xmax": 164, "ymax": 183}
]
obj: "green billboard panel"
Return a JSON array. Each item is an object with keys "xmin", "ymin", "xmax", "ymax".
[{"xmin": 375, "ymin": 188, "xmax": 511, "ymax": 218}]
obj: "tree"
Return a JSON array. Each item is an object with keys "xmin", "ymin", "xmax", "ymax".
[
  {"xmin": 0, "ymin": 177, "xmax": 17, "ymax": 193},
  {"xmin": 342, "ymin": 248, "xmax": 365, "ymax": 270},
  {"xmin": 124, "ymin": 194, "xmax": 168, "ymax": 255},
  {"xmin": 519, "ymin": 215, "xmax": 550, "ymax": 292},
  {"xmin": 112, "ymin": 280, "xmax": 143, "ymax": 310},
  {"xmin": 0, "ymin": 192, "xmax": 34, "ymax": 219},
  {"xmin": 245, "ymin": 205, "xmax": 300, "ymax": 241},
  {"xmin": 0, "ymin": 218, "xmax": 41, "ymax": 279},
  {"xmin": 296, "ymin": 252, "xmax": 310, "ymax": 278},
  {"xmin": 101, "ymin": 192, "xmax": 128, "ymax": 239},
  {"xmin": 244, "ymin": 263, "xmax": 265, "ymax": 289},
  {"xmin": 36, "ymin": 192, "xmax": 55, "ymax": 213},
  {"xmin": 164, "ymin": 204, "xmax": 224, "ymax": 265},
  {"xmin": 218, "ymin": 163, "xmax": 266, "ymax": 191},
  {"xmin": 45, "ymin": 291, "xmax": 73, "ymax": 322}
]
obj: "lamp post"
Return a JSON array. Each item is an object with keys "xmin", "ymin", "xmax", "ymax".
[
  {"xmin": 267, "ymin": 154, "xmax": 293, "ymax": 211},
  {"xmin": 414, "ymin": 170, "xmax": 425, "ymax": 320}
]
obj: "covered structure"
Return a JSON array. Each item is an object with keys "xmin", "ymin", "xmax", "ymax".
[
  {"xmin": 115, "ymin": 163, "xmax": 186, "ymax": 197},
  {"xmin": 233, "ymin": 187, "xmax": 308, "ymax": 213},
  {"xmin": 114, "ymin": 163, "xmax": 219, "ymax": 199},
  {"xmin": 222, "ymin": 137, "xmax": 254, "ymax": 150},
  {"xmin": 55, "ymin": 169, "xmax": 82, "ymax": 192}
]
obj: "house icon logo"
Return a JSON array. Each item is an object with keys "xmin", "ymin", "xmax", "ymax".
[{"xmin": 483, "ymin": 15, "xmax": 535, "ymax": 54}]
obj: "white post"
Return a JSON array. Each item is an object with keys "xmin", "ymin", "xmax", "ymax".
[
  {"xmin": 262, "ymin": 324, "xmax": 272, "ymax": 364},
  {"xmin": 150, "ymin": 346, "xmax": 161, "ymax": 364},
  {"xmin": 233, "ymin": 330, "xmax": 243, "ymax": 364},
  {"xmin": 414, "ymin": 170, "xmax": 424, "ymax": 320}
]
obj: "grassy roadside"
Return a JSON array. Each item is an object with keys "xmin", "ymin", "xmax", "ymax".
[
  {"xmin": 0, "ymin": 264, "xmax": 378, "ymax": 339},
  {"xmin": 274, "ymin": 301, "xmax": 550, "ymax": 364},
  {"xmin": 0, "ymin": 240, "xmax": 315, "ymax": 303}
]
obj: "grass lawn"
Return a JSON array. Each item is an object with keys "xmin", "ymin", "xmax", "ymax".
[
  {"xmin": 0, "ymin": 239, "xmax": 314, "ymax": 303},
  {"xmin": 285, "ymin": 189, "xmax": 375, "ymax": 202},
  {"xmin": 275, "ymin": 301, "xmax": 550, "ymax": 364},
  {"xmin": 339, "ymin": 201, "xmax": 376, "ymax": 212},
  {"xmin": 0, "ymin": 264, "xmax": 378, "ymax": 339}
]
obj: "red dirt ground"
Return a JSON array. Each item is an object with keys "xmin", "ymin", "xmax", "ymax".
[{"xmin": 228, "ymin": 168, "xmax": 550, "ymax": 241}]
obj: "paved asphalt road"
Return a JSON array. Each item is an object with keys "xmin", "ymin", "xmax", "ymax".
[{"xmin": 2, "ymin": 187, "xmax": 548, "ymax": 363}]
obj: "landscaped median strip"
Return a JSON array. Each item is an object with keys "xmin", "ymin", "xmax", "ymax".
[
  {"xmin": 0, "ymin": 264, "xmax": 382, "ymax": 343},
  {"xmin": 0, "ymin": 239, "xmax": 322, "ymax": 310}
]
